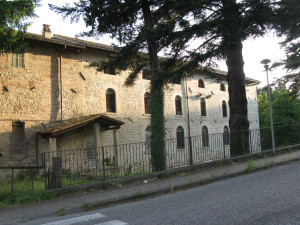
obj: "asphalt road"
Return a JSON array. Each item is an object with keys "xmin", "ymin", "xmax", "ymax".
[{"xmin": 14, "ymin": 162, "xmax": 300, "ymax": 225}]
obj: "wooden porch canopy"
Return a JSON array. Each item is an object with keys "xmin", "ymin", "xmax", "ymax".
[{"xmin": 39, "ymin": 114, "xmax": 124, "ymax": 138}]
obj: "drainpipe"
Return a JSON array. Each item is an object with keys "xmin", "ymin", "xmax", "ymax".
[
  {"xmin": 59, "ymin": 45, "xmax": 66, "ymax": 121},
  {"xmin": 184, "ymin": 76, "xmax": 193, "ymax": 165}
]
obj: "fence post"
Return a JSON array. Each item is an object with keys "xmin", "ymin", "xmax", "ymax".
[
  {"xmin": 102, "ymin": 146, "xmax": 106, "ymax": 180},
  {"xmin": 189, "ymin": 137, "xmax": 193, "ymax": 166},
  {"xmin": 223, "ymin": 140, "xmax": 226, "ymax": 159},
  {"xmin": 11, "ymin": 168, "xmax": 14, "ymax": 194},
  {"xmin": 249, "ymin": 130, "xmax": 252, "ymax": 154},
  {"xmin": 42, "ymin": 153, "xmax": 47, "ymax": 189},
  {"xmin": 52, "ymin": 156, "xmax": 62, "ymax": 188}
]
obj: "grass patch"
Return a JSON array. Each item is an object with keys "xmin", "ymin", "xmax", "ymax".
[
  {"xmin": 0, "ymin": 171, "xmax": 54, "ymax": 207},
  {"xmin": 81, "ymin": 201, "xmax": 93, "ymax": 211},
  {"xmin": 245, "ymin": 160, "xmax": 256, "ymax": 173}
]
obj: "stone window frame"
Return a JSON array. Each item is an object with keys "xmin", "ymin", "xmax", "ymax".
[
  {"xmin": 175, "ymin": 95, "xmax": 182, "ymax": 115},
  {"xmin": 202, "ymin": 125, "xmax": 209, "ymax": 147},
  {"xmin": 106, "ymin": 88, "xmax": 116, "ymax": 113},
  {"xmin": 144, "ymin": 92, "xmax": 151, "ymax": 114},
  {"xmin": 220, "ymin": 83, "xmax": 226, "ymax": 91},
  {"xmin": 222, "ymin": 100, "xmax": 227, "ymax": 117},
  {"xmin": 12, "ymin": 52, "xmax": 25, "ymax": 68},
  {"xmin": 85, "ymin": 129, "xmax": 97, "ymax": 167},
  {"xmin": 103, "ymin": 63, "xmax": 116, "ymax": 75},
  {"xmin": 142, "ymin": 69, "xmax": 151, "ymax": 80},
  {"xmin": 176, "ymin": 126, "xmax": 185, "ymax": 149},
  {"xmin": 10, "ymin": 121, "xmax": 26, "ymax": 155},
  {"xmin": 223, "ymin": 126, "xmax": 230, "ymax": 145},
  {"xmin": 200, "ymin": 98, "xmax": 207, "ymax": 116},
  {"xmin": 145, "ymin": 126, "xmax": 151, "ymax": 153},
  {"xmin": 198, "ymin": 79, "xmax": 205, "ymax": 88}
]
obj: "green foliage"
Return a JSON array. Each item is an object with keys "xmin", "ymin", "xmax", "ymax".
[
  {"xmin": 258, "ymin": 85, "xmax": 300, "ymax": 149},
  {"xmin": 245, "ymin": 160, "xmax": 256, "ymax": 173},
  {"xmin": 104, "ymin": 157, "xmax": 116, "ymax": 167},
  {"xmin": 272, "ymin": 0, "xmax": 300, "ymax": 98},
  {"xmin": 0, "ymin": 0, "xmax": 38, "ymax": 52},
  {"xmin": 0, "ymin": 170, "xmax": 54, "ymax": 207},
  {"xmin": 81, "ymin": 201, "xmax": 93, "ymax": 211}
]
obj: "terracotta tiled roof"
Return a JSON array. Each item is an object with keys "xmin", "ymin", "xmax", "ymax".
[
  {"xmin": 53, "ymin": 34, "xmax": 117, "ymax": 52},
  {"xmin": 25, "ymin": 32, "xmax": 117, "ymax": 52},
  {"xmin": 39, "ymin": 114, "xmax": 124, "ymax": 138},
  {"xmin": 24, "ymin": 32, "xmax": 259, "ymax": 84}
]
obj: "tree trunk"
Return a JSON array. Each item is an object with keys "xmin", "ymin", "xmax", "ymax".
[
  {"xmin": 223, "ymin": 0, "xmax": 250, "ymax": 156},
  {"xmin": 141, "ymin": 0, "xmax": 166, "ymax": 171}
]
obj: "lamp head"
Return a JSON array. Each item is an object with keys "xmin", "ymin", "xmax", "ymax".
[
  {"xmin": 260, "ymin": 59, "xmax": 271, "ymax": 70},
  {"xmin": 260, "ymin": 59, "xmax": 271, "ymax": 65}
]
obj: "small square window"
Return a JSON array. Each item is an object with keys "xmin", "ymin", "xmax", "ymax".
[
  {"xmin": 104, "ymin": 65, "xmax": 116, "ymax": 75},
  {"xmin": 142, "ymin": 69, "xmax": 151, "ymax": 80}
]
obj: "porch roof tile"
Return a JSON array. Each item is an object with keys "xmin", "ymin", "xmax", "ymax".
[{"xmin": 39, "ymin": 114, "xmax": 124, "ymax": 138}]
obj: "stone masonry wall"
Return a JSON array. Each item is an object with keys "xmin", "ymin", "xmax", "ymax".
[{"xmin": 0, "ymin": 39, "xmax": 260, "ymax": 169}]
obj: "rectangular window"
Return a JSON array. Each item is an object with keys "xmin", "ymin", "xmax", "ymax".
[
  {"xmin": 10, "ymin": 122, "xmax": 25, "ymax": 154},
  {"xmin": 86, "ymin": 132, "xmax": 96, "ymax": 167},
  {"xmin": 12, "ymin": 52, "xmax": 24, "ymax": 68}
]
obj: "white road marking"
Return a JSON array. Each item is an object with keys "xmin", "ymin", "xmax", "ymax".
[
  {"xmin": 42, "ymin": 213, "xmax": 106, "ymax": 225},
  {"xmin": 95, "ymin": 220, "xmax": 128, "ymax": 225}
]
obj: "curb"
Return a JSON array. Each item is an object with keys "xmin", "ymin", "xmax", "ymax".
[{"xmin": 63, "ymin": 155, "xmax": 300, "ymax": 213}]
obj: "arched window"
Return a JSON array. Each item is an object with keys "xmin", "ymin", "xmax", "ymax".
[
  {"xmin": 142, "ymin": 69, "xmax": 151, "ymax": 80},
  {"xmin": 145, "ymin": 126, "xmax": 151, "ymax": 152},
  {"xmin": 202, "ymin": 126, "xmax": 209, "ymax": 147},
  {"xmin": 175, "ymin": 96, "xmax": 182, "ymax": 115},
  {"xmin": 222, "ymin": 100, "xmax": 227, "ymax": 117},
  {"xmin": 176, "ymin": 126, "xmax": 185, "ymax": 149},
  {"xmin": 198, "ymin": 79, "xmax": 205, "ymax": 88},
  {"xmin": 220, "ymin": 83, "xmax": 225, "ymax": 91},
  {"xmin": 144, "ymin": 92, "xmax": 151, "ymax": 114},
  {"xmin": 200, "ymin": 98, "xmax": 206, "ymax": 116},
  {"xmin": 223, "ymin": 126, "xmax": 230, "ymax": 145},
  {"xmin": 106, "ymin": 88, "xmax": 116, "ymax": 112}
]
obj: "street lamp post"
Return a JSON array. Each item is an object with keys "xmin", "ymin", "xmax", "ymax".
[{"xmin": 260, "ymin": 59, "xmax": 276, "ymax": 154}]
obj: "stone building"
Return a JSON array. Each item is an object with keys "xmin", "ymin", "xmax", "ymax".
[{"xmin": 0, "ymin": 25, "xmax": 260, "ymax": 170}]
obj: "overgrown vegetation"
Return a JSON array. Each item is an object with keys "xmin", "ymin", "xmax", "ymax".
[
  {"xmin": 0, "ymin": 170, "xmax": 54, "ymax": 207},
  {"xmin": 258, "ymin": 84, "xmax": 300, "ymax": 149},
  {"xmin": 245, "ymin": 160, "xmax": 256, "ymax": 173}
]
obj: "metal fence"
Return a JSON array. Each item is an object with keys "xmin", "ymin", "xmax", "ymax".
[
  {"xmin": 42, "ymin": 125, "xmax": 300, "ymax": 189},
  {"xmin": 0, "ymin": 166, "xmax": 44, "ymax": 194}
]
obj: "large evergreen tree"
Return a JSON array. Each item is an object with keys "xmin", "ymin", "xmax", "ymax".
[
  {"xmin": 0, "ymin": 0, "xmax": 37, "ymax": 52},
  {"xmin": 272, "ymin": 0, "xmax": 300, "ymax": 98},
  {"xmin": 159, "ymin": 0, "xmax": 273, "ymax": 156},
  {"xmin": 50, "ymin": 0, "xmax": 191, "ymax": 171},
  {"xmin": 51, "ymin": 0, "xmax": 278, "ymax": 158}
]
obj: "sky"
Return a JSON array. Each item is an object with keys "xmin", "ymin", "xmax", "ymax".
[{"xmin": 27, "ymin": 0, "xmax": 287, "ymax": 87}]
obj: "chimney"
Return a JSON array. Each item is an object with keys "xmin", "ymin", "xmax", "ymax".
[{"xmin": 42, "ymin": 24, "xmax": 52, "ymax": 38}]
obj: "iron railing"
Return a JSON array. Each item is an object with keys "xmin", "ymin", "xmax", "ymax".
[{"xmin": 42, "ymin": 124, "xmax": 300, "ymax": 189}]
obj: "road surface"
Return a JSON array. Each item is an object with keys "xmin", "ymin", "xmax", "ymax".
[{"xmin": 8, "ymin": 162, "xmax": 300, "ymax": 225}]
